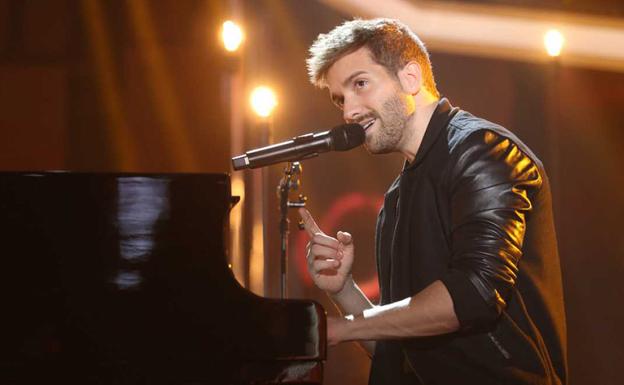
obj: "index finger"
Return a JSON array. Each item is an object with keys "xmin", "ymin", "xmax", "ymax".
[{"xmin": 298, "ymin": 208, "xmax": 324, "ymax": 237}]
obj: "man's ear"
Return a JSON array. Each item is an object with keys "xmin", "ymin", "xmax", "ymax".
[{"xmin": 397, "ymin": 61, "xmax": 423, "ymax": 95}]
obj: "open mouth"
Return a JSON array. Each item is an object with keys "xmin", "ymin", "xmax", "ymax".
[{"xmin": 362, "ymin": 119, "xmax": 376, "ymax": 131}]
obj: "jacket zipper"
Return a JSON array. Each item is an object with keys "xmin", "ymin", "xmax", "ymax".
[{"xmin": 487, "ymin": 332, "xmax": 512, "ymax": 360}]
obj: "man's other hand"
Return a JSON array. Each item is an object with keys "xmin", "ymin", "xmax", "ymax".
[{"xmin": 299, "ymin": 208, "xmax": 355, "ymax": 295}]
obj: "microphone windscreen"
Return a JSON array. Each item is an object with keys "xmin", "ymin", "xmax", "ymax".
[{"xmin": 330, "ymin": 123, "xmax": 365, "ymax": 151}]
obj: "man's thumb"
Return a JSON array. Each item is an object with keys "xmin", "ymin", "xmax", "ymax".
[{"xmin": 337, "ymin": 231, "xmax": 352, "ymax": 245}]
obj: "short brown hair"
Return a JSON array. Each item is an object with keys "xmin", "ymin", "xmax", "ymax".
[{"xmin": 307, "ymin": 18, "xmax": 439, "ymax": 98}]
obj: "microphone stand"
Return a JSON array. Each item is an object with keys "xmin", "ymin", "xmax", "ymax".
[{"xmin": 277, "ymin": 161, "xmax": 306, "ymax": 299}]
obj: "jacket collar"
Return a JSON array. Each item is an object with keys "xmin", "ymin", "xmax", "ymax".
[{"xmin": 404, "ymin": 97, "xmax": 457, "ymax": 170}]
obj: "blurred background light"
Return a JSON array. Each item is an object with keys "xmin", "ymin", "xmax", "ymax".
[
  {"xmin": 221, "ymin": 20, "xmax": 244, "ymax": 52},
  {"xmin": 250, "ymin": 86, "xmax": 278, "ymax": 118},
  {"xmin": 328, "ymin": 0, "xmax": 624, "ymax": 72},
  {"xmin": 544, "ymin": 29, "xmax": 565, "ymax": 57}
]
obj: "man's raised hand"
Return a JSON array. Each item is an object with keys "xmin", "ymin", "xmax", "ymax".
[{"xmin": 299, "ymin": 208, "xmax": 354, "ymax": 295}]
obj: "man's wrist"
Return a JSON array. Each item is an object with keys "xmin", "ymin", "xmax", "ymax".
[
  {"xmin": 341, "ymin": 313, "xmax": 376, "ymax": 356},
  {"xmin": 344, "ymin": 311, "xmax": 363, "ymax": 322},
  {"xmin": 345, "ymin": 308, "xmax": 373, "ymax": 322},
  {"xmin": 329, "ymin": 275, "xmax": 355, "ymax": 300},
  {"xmin": 341, "ymin": 311, "xmax": 367, "ymax": 342}
]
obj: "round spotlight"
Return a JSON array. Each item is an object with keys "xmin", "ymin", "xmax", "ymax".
[
  {"xmin": 250, "ymin": 86, "xmax": 278, "ymax": 118},
  {"xmin": 222, "ymin": 20, "xmax": 243, "ymax": 52},
  {"xmin": 544, "ymin": 29, "xmax": 565, "ymax": 57}
]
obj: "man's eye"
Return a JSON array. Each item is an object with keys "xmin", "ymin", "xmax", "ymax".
[{"xmin": 354, "ymin": 79, "xmax": 368, "ymax": 89}]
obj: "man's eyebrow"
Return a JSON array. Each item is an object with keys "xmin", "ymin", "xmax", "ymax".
[
  {"xmin": 342, "ymin": 70, "xmax": 367, "ymax": 88},
  {"xmin": 328, "ymin": 70, "xmax": 367, "ymax": 106}
]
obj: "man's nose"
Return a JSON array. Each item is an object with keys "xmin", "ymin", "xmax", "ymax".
[{"xmin": 343, "ymin": 99, "xmax": 363, "ymax": 123}]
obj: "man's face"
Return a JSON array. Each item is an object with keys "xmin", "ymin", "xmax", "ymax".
[{"xmin": 325, "ymin": 47, "xmax": 413, "ymax": 154}]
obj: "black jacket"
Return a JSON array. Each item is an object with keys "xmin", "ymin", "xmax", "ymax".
[{"xmin": 369, "ymin": 99, "xmax": 567, "ymax": 385}]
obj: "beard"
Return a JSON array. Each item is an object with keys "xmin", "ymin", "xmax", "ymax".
[{"xmin": 364, "ymin": 91, "xmax": 410, "ymax": 154}]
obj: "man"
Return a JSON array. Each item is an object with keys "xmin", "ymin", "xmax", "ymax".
[{"xmin": 299, "ymin": 18, "xmax": 567, "ymax": 384}]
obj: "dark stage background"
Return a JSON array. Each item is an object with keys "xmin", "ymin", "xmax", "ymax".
[{"xmin": 1, "ymin": 1, "xmax": 623, "ymax": 384}]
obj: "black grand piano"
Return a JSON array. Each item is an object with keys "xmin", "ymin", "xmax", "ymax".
[{"xmin": 0, "ymin": 172, "xmax": 326, "ymax": 384}]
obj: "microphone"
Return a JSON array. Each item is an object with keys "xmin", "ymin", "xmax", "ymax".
[{"xmin": 231, "ymin": 123, "xmax": 365, "ymax": 170}]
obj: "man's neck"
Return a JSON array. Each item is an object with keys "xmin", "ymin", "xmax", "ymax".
[{"xmin": 400, "ymin": 92, "xmax": 439, "ymax": 163}]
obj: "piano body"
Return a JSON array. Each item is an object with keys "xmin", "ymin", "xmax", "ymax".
[{"xmin": 0, "ymin": 172, "xmax": 326, "ymax": 384}]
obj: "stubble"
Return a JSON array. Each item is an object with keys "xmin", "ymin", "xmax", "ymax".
[{"xmin": 365, "ymin": 92, "xmax": 410, "ymax": 154}]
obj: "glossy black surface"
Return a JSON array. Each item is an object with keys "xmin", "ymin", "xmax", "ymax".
[{"xmin": 0, "ymin": 172, "xmax": 325, "ymax": 384}]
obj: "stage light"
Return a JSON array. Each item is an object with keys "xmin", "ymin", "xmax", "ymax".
[
  {"xmin": 544, "ymin": 29, "xmax": 565, "ymax": 57},
  {"xmin": 250, "ymin": 86, "xmax": 278, "ymax": 118},
  {"xmin": 221, "ymin": 20, "xmax": 243, "ymax": 52}
]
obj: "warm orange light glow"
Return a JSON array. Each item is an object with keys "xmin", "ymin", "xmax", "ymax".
[
  {"xmin": 128, "ymin": 0, "xmax": 197, "ymax": 169},
  {"xmin": 544, "ymin": 29, "xmax": 565, "ymax": 57},
  {"xmin": 81, "ymin": 0, "xmax": 136, "ymax": 169},
  {"xmin": 221, "ymin": 21, "xmax": 244, "ymax": 52},
  {"xmin": 250, "ymin": 86, "xmax": 278, "ymax": 118},
  {"xmin": 249, "ymin": 220, "xmax": 265, "ymax": 295}
]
